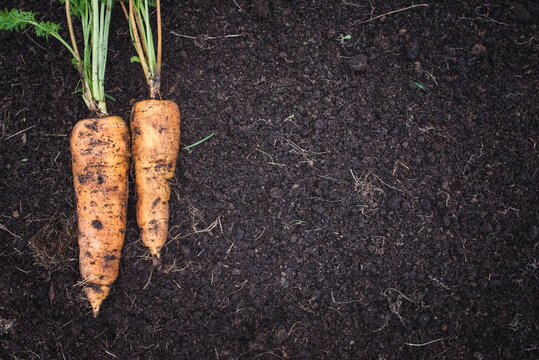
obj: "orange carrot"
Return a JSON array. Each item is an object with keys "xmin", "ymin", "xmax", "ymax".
[
  {"xmin": 123, "ymin": 0, "xmax": 182, "ymax": 265},
  {"xmin": 1, "ymin": 1, "xmax": 126, "ymax": 315},
  {"xmin": 130, "ymin": 100, "xmax": 180, "ymax": 264},
  {"xmin": 71, "ymin": 116, "xmax": 130, "ymax": 316}
]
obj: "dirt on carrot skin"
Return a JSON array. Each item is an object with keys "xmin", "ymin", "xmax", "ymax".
[
  {"xmin": 131, "ymin": 99, "xmax": 181, "ymax": 263},
  {"xmin": 71, "ymin": 116, "xmax": 130, "ymax": 317},
  {"xmin": 0, "ymin": 1, "xmax": 537, "ymax": 359}
]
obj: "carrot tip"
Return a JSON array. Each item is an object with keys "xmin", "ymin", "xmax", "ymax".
[
  {"xmin": 83, "ymin": 285, "xmax": 110, "ymax": 317},
  {"xmin": 152, "ymin": 253, "xmax": 162, "ymax": 269}
]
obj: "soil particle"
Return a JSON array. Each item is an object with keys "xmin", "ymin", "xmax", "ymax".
[
  {"xmin": 417, "ymin": 312, "xmax": 431, "ymax": 328},
  {"xmin": 418, "ymin": 199, "xmax": 432, "ymax": 213},
  {"xmin": 269, "ymin": 187, "xmax": 283, "ymax": 199},
  {"xmin": 387, "ymin": 195, "xmax": 401, "ymax": 211},
  {"xmin": 91, "ymin": 220, "xmax": 103, "ymax": 230},
  {"xmin": 314, "ymin": 118, "xmax": 327, "ymax": 130},
  {"xmin": 234, "ymin": 228, "xmax": 244, "ymax": 241},
  {"xmin": 405, "ymin": 42, "xmax": 419, "ymax": 60},
  {"xmin": 348, "ymin": 54, "xmax": 368, "ymax": 72},
  {"xmin": 511, "ymin": 3, "xmax": 532, "ymax": 21},
  {"xmin": 471, "ymin": 43, "xmax": 487, "ymax": 56}
]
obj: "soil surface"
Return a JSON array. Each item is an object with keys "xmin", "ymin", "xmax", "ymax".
[{"xmin": 1, "ymin": 1, "xmax": 537, "ymax": 359}]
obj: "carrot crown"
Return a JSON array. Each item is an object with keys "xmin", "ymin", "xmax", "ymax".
[{"xmin": 120, "ymin": 0, "xmax": 162, "ymax": 99}]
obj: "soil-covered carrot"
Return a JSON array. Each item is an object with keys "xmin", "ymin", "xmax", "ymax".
[
  {"xmin": 1, "ymin": 0, "xmax": 128, "ymax": 316},
  {"xmin": 131, "ymin": 100, "xmax": 180, "ymax": 262},
  {"xmin": 122, "ymin": 0, "xmax": 181, "ymax": 265},
  {"xmin": 71, "ymin": 117, "xmax": 130, "ymax": 315},
  {"xmin": 65, "ymin": 0, "xmax": 129, "ymax": 316}
]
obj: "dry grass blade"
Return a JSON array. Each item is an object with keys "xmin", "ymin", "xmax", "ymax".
[
  {"xmin": 162, "ymin": 259, "xmax": 193, "ymax": 274},
  {"xmin": 284, "ymin": 139, "xmax": 326, "ymax": 166},
  {"xmin": 171, "ymin": 205, "xmax": 222, "ymax": 240},
  {"xmin": 28, "ymin": 216, "xmax": 77, "ymax": 271},
  {"xmin": 350, "ymin": 169, "xmax": 384, "ymax": 200},
  {"xmin": 359, "ymin": 3, "xmax": 429, "ymax": 24},
  {"xmin": 0, "ymin": 223, "xmax": 22, "ymax": 240}
]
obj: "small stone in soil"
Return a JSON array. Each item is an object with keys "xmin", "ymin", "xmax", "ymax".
[
  {"xmin": 418, "ymin": 312, "xmax": 430, "ymax": 327},
  {"xmin": 418, "ymin": 199, "xmax": 432, "ymax": 213},
  {"xmin": 471, "ymin": 44, "xmax": 487, "ymax": 56},
  {"xmin": 235, "ymin": 228, "xmax": 244, "ymax": 241},
  {"xmin": 387, "ymin": 195, "xmax": 401, "ymax": 211},
  {"xmin": 270, "ymin": 187, "xmax": 283, "ymax": 199},
  {"xmin": 348, "ymin": 55, "xmax": 368, "ymax": 72},
  {"xmin": 406, "ymin": 42, "xmax": 419, "ymax": 60}
]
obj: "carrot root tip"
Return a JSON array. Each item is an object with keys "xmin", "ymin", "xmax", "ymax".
[
  {"xmin": 152, "ymin": 254, "xmax": 162, "ymax": 268},
  {"xmin": 83, "ymin": 284, "xmax": 111, "ymax": 317}
]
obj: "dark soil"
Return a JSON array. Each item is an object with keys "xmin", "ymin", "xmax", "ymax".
[{"xmin": 1, "ymin": 1, "xmax": 537, "ymax": 359}]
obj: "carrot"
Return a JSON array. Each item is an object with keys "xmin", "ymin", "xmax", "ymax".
[
  {"xmin": 122, "ymin": 0, "xmax": 181, "ymax": 264},
  {"xmin": 71, "ymin": 117, "xmax": 130, "ymax": 316},
  {"xmin": 2, "ymin": 1, "xmax": 129, "ymax": 315},
  {"xmin": 64, "ymin": 0, "xmax": 129, "ymax": 316},
  {"xmin": 131, "ymin": 100, "xmax": 180, "ymax": 263},
  {"xmin": 3, "ymin": 1, "xmax": 127, "ymax": 316}
]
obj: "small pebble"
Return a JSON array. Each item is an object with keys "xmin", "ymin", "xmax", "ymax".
[
  {"xmin": 418, "ymin": 199, "xmax": 432, "ymax": 213},
  {"xmin": 387, "ymin": 195, "xmax": 400, "ymax": 211},
  {"xmin": 235, "ymin": 228, "xmax": 244, "ymax": 241},
  {"xmin": 471, "ymin": 43, "xmax": 487, "ymax": 56},
  {"xmin": 348, "ymin": 55, "xmax": 368, "ymax": 72},
  {"xmin": 417, "ymin": 312, "xmax": 430, "ymax": 327},
  {"xmin": 406, "ymin": 42, "xmax": 419, "ymax": 60},
  {"xmin": 270, "ymin": 187, "xmax": 283, "ymax": 199},
  {"xmin": 443, "ymin": 216, "xmax": 451, "ymax": 227}
]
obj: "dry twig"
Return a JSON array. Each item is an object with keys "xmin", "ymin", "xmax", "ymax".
[{"xmin": 359, "ymin": 3, "xmax": 429, "ymax": 24}]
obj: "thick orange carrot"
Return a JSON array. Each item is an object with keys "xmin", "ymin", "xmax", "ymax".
[
  {"xmin": 71, "ymin": 116, "xmax": 130, "ymax": 316},
  {"xmin": 130, "ymin": 100, "xmax": 180, "ymax": 264}
]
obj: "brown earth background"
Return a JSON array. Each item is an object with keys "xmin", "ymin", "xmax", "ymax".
[{"xmin": 0, "ymin": 1, "xmax": 537, "ymax": 359}]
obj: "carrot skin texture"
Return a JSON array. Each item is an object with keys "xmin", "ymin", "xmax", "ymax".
[
  {"xmin": 71, "ymin": 116, "xmax": 130, "ymax": 316},
  {"xmin": 131, "ymin": 100, "xmax": 180, "ymax": 263}
]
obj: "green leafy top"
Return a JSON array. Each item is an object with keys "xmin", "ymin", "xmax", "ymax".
[
  {"xmin": 0, "ymin": 1, "xmax": 115, "ymax": 116},
  {"xmin": 60, "ymin": 0, "xmax": 112, "ymax": 18},
  {"xmin": 0, "ymin": 9, "xmax": 74, "ymax": 54},
  {"xmin": 121, "ymin": 0, "xmax": 162, "ymax": 99}
]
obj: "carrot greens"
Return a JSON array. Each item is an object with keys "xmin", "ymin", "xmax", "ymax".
[
  {"xmin": 120, "ymin": 0, "xmax": 162, "ymax": 98},
  {"xmin": 0, "ymin": 0, "xmax": 115, "ymax": 116}
]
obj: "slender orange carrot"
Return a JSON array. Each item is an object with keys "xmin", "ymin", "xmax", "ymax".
[
  {"xmin": 71, "ymin": 116, "xmax": 130, "ymax": 316},
  {"xmin": 122, "ymin": 0, "xmax": 182, "ymax": 265},
  {"xmin": 130, "ymin": 100, "xmax": 180, "ymax": 264}
]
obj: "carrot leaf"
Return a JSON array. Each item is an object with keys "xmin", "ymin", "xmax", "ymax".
[
  {"xmin": 122, "ymin": 0, "xmax": 162, "ymax": 98},
  {"xmin": 0, "ymin": 8, "xmax": 74, "ymax": 51},
  {"xmin": 1, "ymin": 2, "xmax": 115, "ymax": 116}
]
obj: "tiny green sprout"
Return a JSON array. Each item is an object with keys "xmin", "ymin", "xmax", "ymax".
[
  {"xmin": 413, "ymin": 81, "xmax": 426, "ymax": 91},
  {"xmin": 285, "ymin": 114, "xmax": 295, "ymax": 121},
  {"xmin": 183, "ymin": 133, "xmax": 215, "ymax": 151},
  {"xmin": 337, "ymin": 34, "xmax": 352, "ymax": 45}
]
